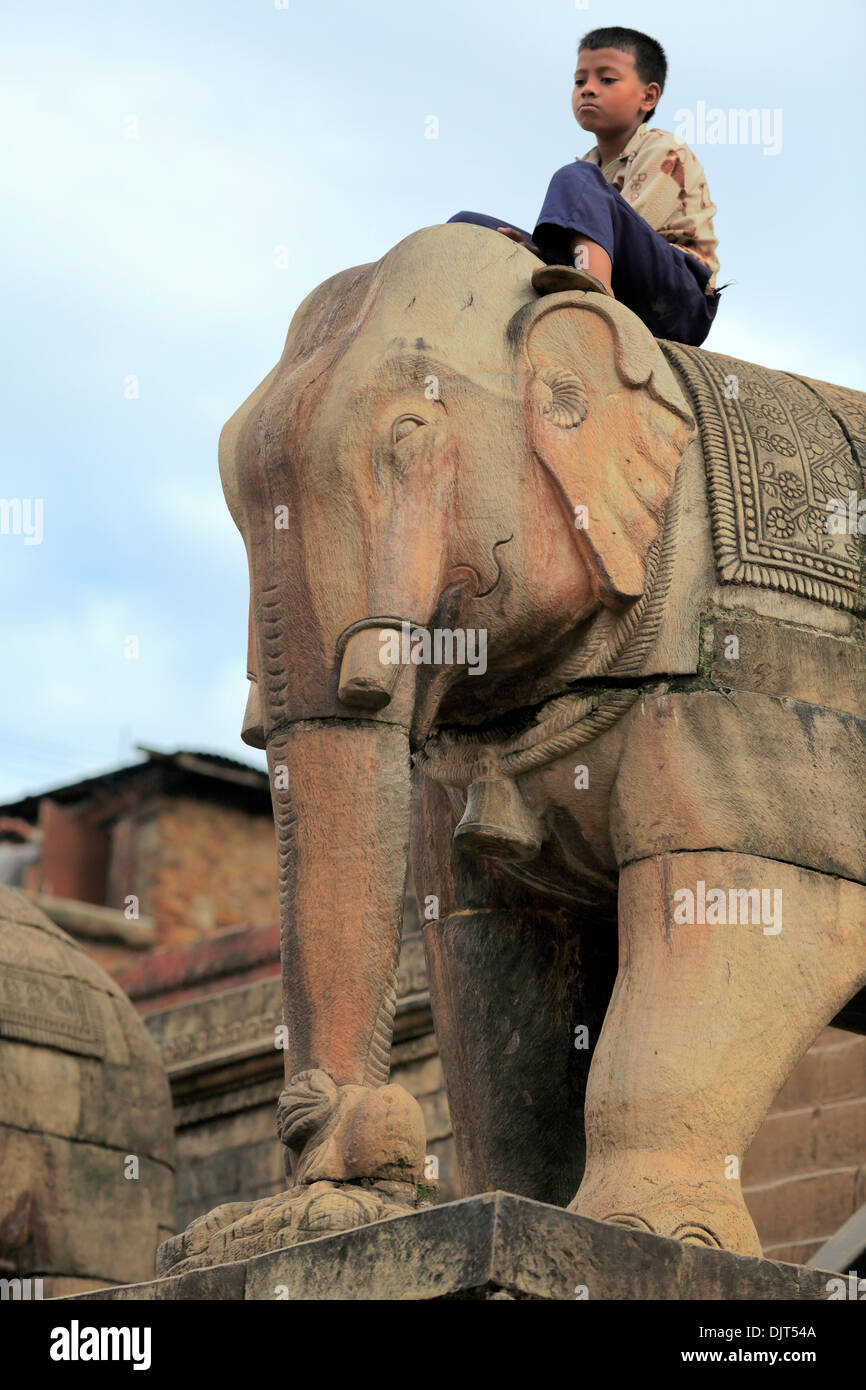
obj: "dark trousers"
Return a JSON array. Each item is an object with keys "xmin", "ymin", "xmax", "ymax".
[{"xmin": 448, "ymin": 160, "xmax": 720, "ymax": 346}]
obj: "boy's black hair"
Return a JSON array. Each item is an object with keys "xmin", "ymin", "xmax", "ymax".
[{"xmin": 578, "ymin": 27, "xmax": 667, "ymax": 123}]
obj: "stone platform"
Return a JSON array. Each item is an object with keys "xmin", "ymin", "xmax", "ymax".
[{"xmin": 66, "ymin": 1192, "xmax": 837, "ymax": 1301}]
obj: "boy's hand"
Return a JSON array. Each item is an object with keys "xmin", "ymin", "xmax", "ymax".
[{"xmin": 497, "ymin": 226, "xmax": 539, "ymax": 253}]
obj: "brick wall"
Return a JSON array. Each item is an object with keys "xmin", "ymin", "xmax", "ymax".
[
  {"xmin": 142, "ymin": 795, "xmax": 278, "ymax": 946},
  {"xmin": 77, "ymin": 793, "xmax": 278, "ymax": 974},
  {"xmin": 104, "ymin": 808, "xmax": 159, "ymax": 919},
  {"xmin": 743, "ymin": 1025, "xmax": 866, "ymax": 1264}
]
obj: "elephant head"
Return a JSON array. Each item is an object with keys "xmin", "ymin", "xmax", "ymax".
[{"xmin": 218, "ymin": 223, "xmax": 694, "ymax": 1146}]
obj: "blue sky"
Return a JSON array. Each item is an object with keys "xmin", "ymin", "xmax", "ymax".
[{"xmin": 2, "ymin": 0, "xmax": 862, "ymax": 801}]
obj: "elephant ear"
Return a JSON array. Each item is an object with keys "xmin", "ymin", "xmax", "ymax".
[{"xmin": 519, "ymin": 296, "xmax": 695, "ymax": 605}]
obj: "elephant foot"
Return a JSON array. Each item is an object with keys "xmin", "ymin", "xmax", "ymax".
[
  {"xmin": 570, "ymin": 1157, "xmax": 763, "ymax": 1258},
  {"xmin": 157, "ymin": 1071, "xmax": 427, "ymax": 1277},
  {"xmin": 156, "ymin": 1179, "xmax": 420, "ymax": 1276},
  {"xmin": 276, "ymin": 1068, "xmax": 426, "ymax": 1185}
]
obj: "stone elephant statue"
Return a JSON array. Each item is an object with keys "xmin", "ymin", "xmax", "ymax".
[{"xmin": 158, "ymin": 223, "xmax": 866, "ymax": 1274}]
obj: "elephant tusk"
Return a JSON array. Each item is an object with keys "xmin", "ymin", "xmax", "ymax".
[
  {"xmin": 241, "ymin": 678, "xmax": 266, "ymax": 749},
  {"xmin": 338, "ymin": 627, "xmax": 405, "ymax": 709}
]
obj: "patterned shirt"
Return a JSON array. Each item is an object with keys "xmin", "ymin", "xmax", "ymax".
[{"xmin": 580, "ymin": 124, "xmax": 720, "ymax": 293}]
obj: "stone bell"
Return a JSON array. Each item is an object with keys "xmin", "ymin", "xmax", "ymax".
[{"xmin": 453, "ymin": 752, "xmax": 543, "ymax": 863}]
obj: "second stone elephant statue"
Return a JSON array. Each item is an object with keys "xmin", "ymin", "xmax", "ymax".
[{"xmin": 159, "ymin": 222, "xmax": 865, "ymax": 1273}]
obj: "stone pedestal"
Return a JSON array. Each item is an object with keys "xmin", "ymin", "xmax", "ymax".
[{"xmin": 64, "ymin": 1192, "xmax": 836, "ymax": 1301}]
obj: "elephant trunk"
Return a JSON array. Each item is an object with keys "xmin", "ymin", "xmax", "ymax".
[{"xmin": 267, "ymin": 635, "xmax": 415, "ymax": 1092}]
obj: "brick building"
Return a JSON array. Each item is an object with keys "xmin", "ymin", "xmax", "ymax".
[{"xmin": 0, "ymin": 747, "xmax": 279, "ymax": 974}]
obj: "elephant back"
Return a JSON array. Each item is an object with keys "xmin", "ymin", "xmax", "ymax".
[{"xmin": 660, "ymin": 343, "xmax": 866, "ymax": 616}]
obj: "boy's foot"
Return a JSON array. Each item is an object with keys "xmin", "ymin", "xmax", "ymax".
[{"xmin": 531, "ymin": 265, "xmax": 614, "ymax": 297}]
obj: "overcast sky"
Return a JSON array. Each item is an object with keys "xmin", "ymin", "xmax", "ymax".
[{"xmin": 2, "ymin": 0, "xmax": 862, "ymax": 802}]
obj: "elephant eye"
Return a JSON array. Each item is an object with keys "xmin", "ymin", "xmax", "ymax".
[{"xmin": 392, "ymin": 414, "xmax": 426, "ymax": 444}]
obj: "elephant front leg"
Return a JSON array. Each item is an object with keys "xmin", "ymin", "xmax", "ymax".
[
  {"xmin": 572, "ymin": 851, "xmax": 866, "ymax": 1256},
  {"xmin": 157, "ymin": 722, "xmax": 427, "ymax": 1276},
  {"xmin": 268, "ymin": 724, "xmax": 426, "ymax": 1188}
]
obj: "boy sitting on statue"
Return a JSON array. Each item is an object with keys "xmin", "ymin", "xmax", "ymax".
[{"xmin": 448, "ymin": 25, "xmax": 721, "ymax": 347}]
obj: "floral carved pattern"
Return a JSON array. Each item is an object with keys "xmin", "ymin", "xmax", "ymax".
[{"xmin": 661, "ymin": 343, "xmax": 866, "ymax": 614}]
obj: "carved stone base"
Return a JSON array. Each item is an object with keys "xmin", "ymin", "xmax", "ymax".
[
  {"xmin": 155, "ymin": 1180, "xmax": 419, "ymax": 1276},
  {"xmin": 155, "ymin": 1067, "xmax": 428, "ymax": 1276},
  {"xmin": 73, "ymin": 1193, "xmax": 837, "ymax": 1301}
]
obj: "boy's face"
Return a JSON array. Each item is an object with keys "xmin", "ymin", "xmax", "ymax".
[{"xmin": 572, "ymin": 46, "xmax": 658, "ymax": 136}]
